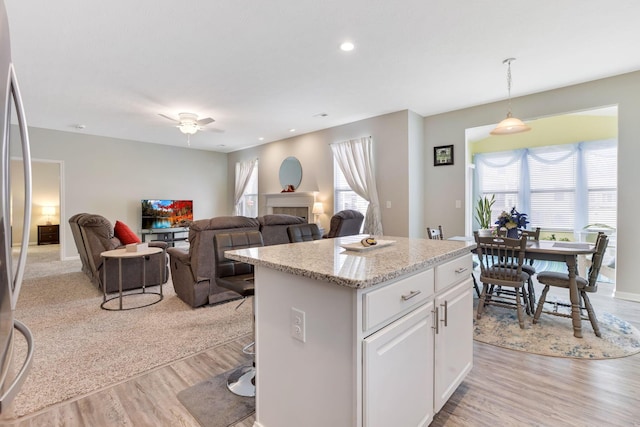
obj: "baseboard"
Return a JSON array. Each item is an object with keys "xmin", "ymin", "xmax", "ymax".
[{"xmin": 613, "ymin": 291, "xmax": 640, "ymax": 303}]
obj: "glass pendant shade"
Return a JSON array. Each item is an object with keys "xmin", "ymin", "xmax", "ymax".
[{"xmin": 490, "ymin": 113, "xmax": 531, "ymax": 135}]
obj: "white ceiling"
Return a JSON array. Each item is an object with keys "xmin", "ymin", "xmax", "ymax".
[{"xmin": 5, "ymin": 1, "xmax": 640, "ymax": 153}]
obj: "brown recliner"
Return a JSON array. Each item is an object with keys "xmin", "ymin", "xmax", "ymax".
[
  {"xmin": 324, "ymin": 209, "xmax": 364, "ymax": 238},
  {"xmin": 68, "ymin": 213, "xmax": 92, "ymax": 277},
  {"xmin": 167, "ymin": 216, "xmax": 260, "ymax": 308},
  {"xmin": 71, "ymin": 214, "xmax": 168, "ymax": 293},
  {"xmin": 287, "ymin": 223, "xmax": 322, "ymax": 242},
  {"xmin": 258, "ymin": 214, "xmax": 306, "ymax": 245}
]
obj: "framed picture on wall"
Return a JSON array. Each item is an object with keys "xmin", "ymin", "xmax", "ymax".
[{"xmin": 434, "ymin": 145, "xmax": 454, "ymax": 166}]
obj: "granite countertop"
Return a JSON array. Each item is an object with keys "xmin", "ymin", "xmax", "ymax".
[{"xmin": 225, "ymin": 235, "xmax": 476, "ymax": 289}]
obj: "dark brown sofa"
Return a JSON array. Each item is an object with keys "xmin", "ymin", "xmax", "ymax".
[{"xmin": 167, "ymin": 214, "xmax": 306, "ymax": 308}]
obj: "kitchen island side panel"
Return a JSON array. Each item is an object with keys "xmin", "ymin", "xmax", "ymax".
[{"xmin": 255, "ymin": 266, "xmax": 359, "ymax": 427}]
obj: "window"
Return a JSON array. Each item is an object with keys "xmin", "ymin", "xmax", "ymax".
[
  {"xmin": 474, "ymin": 140, "xmax": 617, "ymax": 231},
  {"xmin": 237, "ymin": 161, "xmax": 258, "ymax": 217},
  {"xmin": 334, "ymin": 157, "xmax": 368, "ymax": 217}
]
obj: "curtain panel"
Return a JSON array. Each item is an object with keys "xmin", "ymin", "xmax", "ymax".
[
  {"xmin": 331, "ymin": 136, "xmax": 383, "ymax": 236},
  {"xmin": 234, "ymin": 159, "xmax": 258, "ymax": 216}
]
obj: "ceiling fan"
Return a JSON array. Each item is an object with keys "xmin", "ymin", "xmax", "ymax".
[{"xmin": 159, "ymin": 112, "xmax": 220, "ymax": 146}]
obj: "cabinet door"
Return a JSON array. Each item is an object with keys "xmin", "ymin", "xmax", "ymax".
[
  {"xmin": 363, "ymin": 301, "xmax": 434, "ymax": 427},
  {"xmin": 434, "ymin": 277, "xmax": 473, "ymax": 412}
]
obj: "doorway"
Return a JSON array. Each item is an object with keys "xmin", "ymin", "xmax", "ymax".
[
  {"xmin": 10, "ymin": 158, "xmax": 64, "ymax": 261},
  {"xmin": 465, "ymin": 106, "xmax": 618, "ymax": 284}
]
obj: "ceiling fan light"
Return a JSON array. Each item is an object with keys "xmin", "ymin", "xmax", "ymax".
[
  {"xmin": 490, "ymin": 114, "xmax": 531, "ymax": 135},
  {"xmin": 178, "ymin": 122, "xmax": 198, "ymax": 135}
]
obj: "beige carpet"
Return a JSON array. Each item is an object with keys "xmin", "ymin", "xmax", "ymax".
[{"xmin": 8, "ymin": 245, "xmax": 252, "ymax": 419}]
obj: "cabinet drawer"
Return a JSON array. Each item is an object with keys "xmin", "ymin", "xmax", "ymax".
[
  {"xmin": 435, "ymin": 253, "xmax": 472, "ymax": 292},
  {"xmin": 363, "ymin": 268, "xmax": 434, "ymax": 332}
]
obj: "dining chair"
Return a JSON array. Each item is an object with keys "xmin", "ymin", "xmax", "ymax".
[
  {"xmin": 475, "ymin": 234, "xmax": 530, "ymax": 329},
  {"xmin": 427, "ymin": 225, "xmax": 444, "ymax": 240},
  {"xmin": 494, "ymin": 227, "xmax": 540, "ymax": 314},
  {"xmin": 533, "ymin": 232, "xmax": 609, "ymax": 337}
]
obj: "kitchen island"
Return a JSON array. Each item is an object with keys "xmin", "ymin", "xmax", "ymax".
[{"xmin": 226, "ymin": 235, "xmax": 476, "ymax": 427}]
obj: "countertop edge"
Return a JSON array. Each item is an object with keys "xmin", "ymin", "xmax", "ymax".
[{"xmin": 227, "ymin": 244, "xmax": 475, "ymax": 289}]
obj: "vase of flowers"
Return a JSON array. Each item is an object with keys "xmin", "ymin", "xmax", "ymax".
[{"xmin": 495, "ymin": 207, "xmax": 529, "ymax": 238}]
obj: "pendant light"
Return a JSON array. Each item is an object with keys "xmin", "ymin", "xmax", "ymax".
[{"xmin": 491, "ymin": 58, "xmax": 531, "ymax": 135}]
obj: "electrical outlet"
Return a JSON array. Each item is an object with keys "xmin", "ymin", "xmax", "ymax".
[{"xmin": 290, "ymin": 307, "xmax": 306, "ymax": 342}]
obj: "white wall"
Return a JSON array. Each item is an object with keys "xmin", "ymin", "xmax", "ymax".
[
  {"xmin": 11, "ymin": 127, "xmax": 229, "ymax": 259},
  {"xmin": 424, "ymin": 70, "xmax": 640, "ymax": 301},
  {"xmin": 227, "ymin": 111, "xmax": 417, "ymax": 237}
]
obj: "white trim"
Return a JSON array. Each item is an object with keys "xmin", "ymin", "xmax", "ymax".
[
  {"xmin": 263, "ymin": 192, "xmax": 315, "ymax": 219},
  {"xmin": 612, "ymin": 291, "xmax": 640, "ymax": 303}
]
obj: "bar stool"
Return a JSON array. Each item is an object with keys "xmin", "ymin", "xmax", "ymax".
[{"xmin": 214, "ymin": 231, "xmax": 263, "ymax": 397}]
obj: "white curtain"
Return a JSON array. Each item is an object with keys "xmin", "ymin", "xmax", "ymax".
[
  {"xmin": 473, "ymin": 139, "xmax": 617, "ymax": 232},
  {"xmin": 233, "ymin": 159, "xmax": 257, "ymax": 216},
  {"xmin": 331, "ymin": 136, "xmax": 383, "ymax": 236}
]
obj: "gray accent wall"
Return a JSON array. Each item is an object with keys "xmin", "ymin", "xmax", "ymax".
[
  {"xmin": 12, "ymin": 127, "xmax": 229, "ymax": 260},
  {"xmin": 424, "ymin": 70, "xmax": 640, "ymax": 302},
  {"xmin": 227, "ymin": 110, "xmax": 424, "ymax": 238}
]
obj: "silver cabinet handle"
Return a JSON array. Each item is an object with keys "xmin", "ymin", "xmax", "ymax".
[
  {"xmin": 455, "ymin": 267, "xmax": 468, "ymax": 274},
  {"xmin": 401, "ymin": 290, "xmax": 421, "ymax": 301},
  {"xmin": 433, "ymin": 307, "xmax": 439, "ymax": 334},
  {"xmin": 442, "ymin": 300, "xmax": 448, "ymax": 327}
]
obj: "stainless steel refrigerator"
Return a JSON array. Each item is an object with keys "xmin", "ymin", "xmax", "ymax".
[{"xmin": 0, "ymin": 0, "xmax": 34, "ymax": 415}]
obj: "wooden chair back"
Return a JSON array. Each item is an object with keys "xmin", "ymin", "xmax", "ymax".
[
  {"xmin": 474, "ymin": 234, "xmax": 527, "ymax": 287},
  {"xmin": 520, "ymin": 227, "xmax": 540, "ymax": 241},
  {"xmin": 427, "ymin": 225, "xmax": 444, "ymax": 240},
  {"xmin": 585, "ymin": 232, "xmax": 609, "ymax": 292}
]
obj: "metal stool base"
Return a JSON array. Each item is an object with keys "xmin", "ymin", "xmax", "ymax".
[{"xmin": 227, "ymin": 365, "xmax": 256, "ymax": 397}]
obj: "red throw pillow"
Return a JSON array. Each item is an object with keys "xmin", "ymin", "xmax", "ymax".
[{"xmin": 114, "ymin": 220, "xmax": 141, "ymax": 245}]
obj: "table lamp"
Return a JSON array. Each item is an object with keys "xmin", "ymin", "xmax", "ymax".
[
  {"xmin": 312, "ymin": 202, "xmax": 324, "ymax": 225},
  {"xmin": 42, "ymin": 206, "xmax": 55, "ymax": 225}
]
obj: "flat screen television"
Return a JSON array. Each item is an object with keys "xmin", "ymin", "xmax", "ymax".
[{"xmin": 141, "ymin": 199, "xmax": 193, "ymax": 230}]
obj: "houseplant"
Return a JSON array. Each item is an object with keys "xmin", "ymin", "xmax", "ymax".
[
  {"xmin": 474, "ymin": 194, "xmax": 495, "ymax": 237},
  {"xmin": 496, "ymin": 207, "xmax": 529, "ymax": 238}
]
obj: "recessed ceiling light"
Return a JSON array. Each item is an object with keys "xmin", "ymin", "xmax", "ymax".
[
  {"xmin": 289, "ymin": 128, "xmax": 296, "ymax": 132},
  {"xmin": 258, "ymin": 137, "xmax": 264, "ymax": 141},
  {"xmin": 340, "ymin": 41, "xmax": 355, "ymax": 52},
  {"xmin": 313, "ymin": 113, "xmax": 328, "ymax": 117}
]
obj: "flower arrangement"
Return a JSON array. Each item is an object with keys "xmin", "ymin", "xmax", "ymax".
[{"xmin": 495, "ymin": 207, "xmax": 529, "ymax": 230}]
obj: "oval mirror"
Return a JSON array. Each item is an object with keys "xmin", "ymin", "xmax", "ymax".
[{"xmin": 279, "ymin": 156, "xmax": 302, "ymax": 190}]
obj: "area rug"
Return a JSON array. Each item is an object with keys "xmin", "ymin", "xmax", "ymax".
[
  {"xmin": 177, "ymin": 369, "xmax": 255, "ymax": 427},
  {"xmin": 8, "ymin": 246, "xmax": 253, "ymax": 418},
  {"xmin": 473, "ymin": 298, "xmax": 640, "ymax": 359}
]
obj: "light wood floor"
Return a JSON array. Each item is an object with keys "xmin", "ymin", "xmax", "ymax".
[{"xmin": 5, "ymin": 280, "xmax": 640, "ymax": 427}]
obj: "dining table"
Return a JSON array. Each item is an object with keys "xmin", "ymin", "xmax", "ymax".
[
  {"xmin": 451, "ymin": 236, "xmax": 596, "ymax": 338},
  {"xmin": 524, "ymin": 240, "xmax": 596, "ymax": 338}
]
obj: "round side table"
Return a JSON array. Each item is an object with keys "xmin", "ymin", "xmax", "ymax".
[{"xmin": 100, "ymin": 246, "xmax": 163, "ymax": 310}]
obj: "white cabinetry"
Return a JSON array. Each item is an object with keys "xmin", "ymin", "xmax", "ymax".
[
  {"xmin": 434, "ymin": 254, "xmax": 474, "ymax": 411},
  {"xmin": 434, "ymin": 277, "xmax": 473, "ymax": 411},
  {"xmin": 253, "ymin": 250, "xmax": 473, "ymax": 427},
  {"xmin": 364, "ymin": 301, "xmax": 435, "ymax": 427}
]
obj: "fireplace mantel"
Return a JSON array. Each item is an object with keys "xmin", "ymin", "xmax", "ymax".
[{"xmin": 264, "ymin": 192, "xmax": 315, "ymax": 221}]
